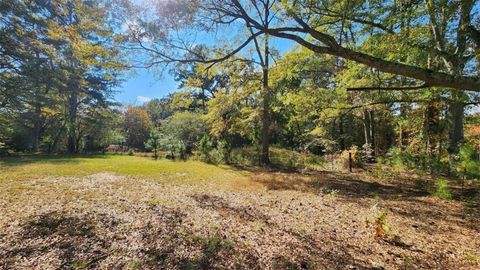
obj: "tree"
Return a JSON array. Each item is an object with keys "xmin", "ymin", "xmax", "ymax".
[
  {"xmin": 159, "ymin": 111, "xmax": 207, "ymax": 155},
  {"xmin": 0, "ymin": 0, "xmax": 123, "ymax": 153},
  {"xmin": 171, "ymin": 47, "xmax": 228, "ymax": 113},
  {"xmin": 123, "ymin": 106, "xmax": 153, "ymax": 149},
  {"xmin": 119, "ymin": 0, "xmax": 480, "ymax": 91},
  {"xmin": 144, "ymin": 97, "xmax": 173, "ymax": 125},
  {"xmin": 145, "ymin": 128, "xmax": 162, "ymax": 159}
]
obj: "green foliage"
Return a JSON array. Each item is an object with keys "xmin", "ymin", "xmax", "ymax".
[
  {"xmin": 454, "ymin": 143, "xmax": 480, "ymax": 179},
  {"xmin": 375, "ymin": 212, "xmax": 391, "ymax": 238},
  {"xmin": 0, "ymin": 141, "xmax": 10, "ymax": 156},
  {"xmin": 384, "ymin": 147, "xmax": 446, "ymax": 174},
  {"xmin": 199, "ymin": 134, "xmax": 213, "ymax": 162},
  {"xmin": 145, "ymin": 129, "xmax": 162, "ymax": 159},
  {"xmin": 1, "ymin": 0, "xmax": 124, "ymax": 153},
  {"xmin": 432, "ymin": 179, "xmax": 453, "ymax": 200},
  {"xmin": 123, "ymin": 106, "xmax": 153, "ymax": 149},
  {"xmin": 153, "ymin": 111, "xmax": 207, "ymax": 159},
  {"xmin": 144, "ymin": 97, "xmax": 173, "ymax": 125},
  {"xmin": 218, "ymin": 139, "xmax": 232, "ymax": 164},
  {"xmin": 127, "ymin": 149, "xmax": 135, "ymax": 156}
]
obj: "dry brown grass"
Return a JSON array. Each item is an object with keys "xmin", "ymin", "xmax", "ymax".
[{"xmin": 0, "ymin": 156, "xmax": 479, "ymax": 269}]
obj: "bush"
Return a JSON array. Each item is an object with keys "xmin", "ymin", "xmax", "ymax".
[
  {"xmin": 127, "ymin": 148, "xmax": 135, "ymax": 156},
  {"xmin": 432, "ymin": 179, "xmax": 452, "ymax": 200},
  {"xmin": 218, "ymin": 139, "xmax": 232, "ymax": 163},
  {"xmin": 145, "ymin": 129, "xmax": 162, "ymax": 159},
  {"xmin": 0, "ymin": 141, "xmax": 10, "ymax": 156},
  {"xmin": 385, "ymin": 147, "xmax": 446, "ymax": 174},
  {"xmin": 455, "ymin": 143, "xmax": 480, "ymax": 179},
  {"xmin": 341, "ymin": 145, "xmax": 363, "ymax": 170},
  {"xmin": 199, "ymin": 134, "xmax": 213, "ymax": 162},
  {"xmin": 375, "ymin": 212, "xmax": 391, "ymax": 238}
]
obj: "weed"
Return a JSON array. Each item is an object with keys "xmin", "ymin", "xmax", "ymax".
[
  {"xmin": 372, "ymin": 192, "xmax": 383, "ymax": 200},
  {"xmin": 464, "ymin": 254, "xmax": 480, "ymax": 264},
  {"xmin": 432, "ymin": 179, "xmax": 452, "ymax": 200},
  {"xmin": 128, "ymin": 260, "xmax": 142, "ymax": 269},
  {"xmin": 374, "ymin": 212, "xmax": 391, "ymax": 238},
  {"xmin": 319, "ymin": 187, "xmax": 339, "ymax": 197},
  {"xmin": 72, "ymin": 260, "xmax": 89, "ymax": 270}
]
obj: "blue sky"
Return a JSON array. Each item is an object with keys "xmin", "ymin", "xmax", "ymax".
[
  {"xmin": 114, "ymin": 37, "xmax": 296, "ymax": 104},
  {"xmin": 114, "ymin": 68, "xmax": 177, "ymax": 105}
]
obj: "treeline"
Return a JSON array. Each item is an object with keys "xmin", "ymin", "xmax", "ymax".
[
  {"xmin": 0, "ymin": 0, "xmax": 123, "ymax": 153},
  {"xmin": 2, "ymin": 0, "xmax": 480, "ymax": 178},
  {"xmin": 114, "ymin": 0, "xmax": 480, "ymax": 177},
  {"xmin": 118, "ymin": 49, "xmax": 480, "ymax": 178}
]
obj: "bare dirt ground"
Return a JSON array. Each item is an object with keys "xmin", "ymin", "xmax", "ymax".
[{"xmin": 0, "ymin": 170, "xmax": 479, "ymax": 270}]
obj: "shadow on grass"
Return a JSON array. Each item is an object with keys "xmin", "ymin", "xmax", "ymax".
[
  {"xmin": 2, "ymin": 211, "xmax": 111, "ymax": 269},
  {"xmin": 190, "ymin": 193, "xmax": 371, "ymax": 270},
  {"xmin": 243, "ymin": 166, "xmax": 480, "ymax": 232},
  {"xmin": 0, "ymin": 153, "xmax": 110, "ymax": 167}
]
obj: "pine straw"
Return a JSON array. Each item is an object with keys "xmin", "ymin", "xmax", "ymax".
[{"xmin": 0, "ymin": 170, "xmax": 479, "ymax": 270}]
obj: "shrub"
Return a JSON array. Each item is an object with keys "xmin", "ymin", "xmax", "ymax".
[
  {"xmin": 375, "ymin": 212, "xmax": 391, "ymax": 238},
  {"xmin": 127, "ymin": 148, "xmax": 135, "ymax": 156},
  {"xmin": 432, "ymin": 179, "xmax": 452, "ymax": 200},
  {"xmin": 160, "ymin": 111, "xmax": 207, "ymax": 155},
  {"xmin": 218, "ymin": 139, "xmax": 232, "ymax": 163},
  {"xmin": 199, "ymin": 134, "xmax": 213, "ymax": 162},
  {"xmin": 385, "ymin": 147, "xmax": 446, "ymax": 174},
  {"xmin": 455, "ymin": 143, "xmax": 480, "ymax": 179},
  {"xmin": 0, "ymin": 141, "xmax": 10, "ymax": 156},
  {"xmin": 341, "ymin": 145, "xmax": 363, "ymax": 170},
  {"xmin": 145, "ymin": 129, "xmax": 162, "ymax": 159}
]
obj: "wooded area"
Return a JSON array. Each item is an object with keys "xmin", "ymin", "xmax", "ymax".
[
  {"xmin": 2, "ymin": 0, "xmax": 480, "ymax": 176},
  {"xmin": 1, "ymin": 1, "xmax": 480, "ymax": 269}
]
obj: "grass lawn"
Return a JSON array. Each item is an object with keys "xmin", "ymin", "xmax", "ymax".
[
  {"xmin": 0, "ymin": 154, "xmax": 248, "ymax": 183},
  {"xmin": 0, "ymin": 155, "xmax": 479, "ymax": 269}
]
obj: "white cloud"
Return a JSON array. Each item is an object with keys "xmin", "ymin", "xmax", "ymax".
[{"xmin": 136, "ymin": 96, "xmax": 152, "ymax": 103}]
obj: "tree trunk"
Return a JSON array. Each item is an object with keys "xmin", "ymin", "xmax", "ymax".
[
  {"xmin": 259, "ymin": 2, "xmax": 271, "ymax": 165},
  {"xmin": 260, "ymin": 41, "xmax": 270, "ymax": 165},
  {"xmin": 398, "ymin": 102, "xmax": 410, "ymax": 149},
  {"xmin": 33, "ymin": 92, "xmax": 42, "ymax": 152},
  {"xmin": 447, "ymin": 92, "xmax": 465, "ymax": 174},
  {"xmin": 339, "ymin": 115, "xmax": 345, "ymax": 151},
  {"xmin": 66, "ymin": 92, "xmax": 78, "ymax": 153},
  {"xmin": 201, "ymin": 88, "xmax": 206, "ymax": 114},
  {"xmin": 32, "ymin": 51, "xmax": 42, "ymax": 152},
  {"xmin": 369, "ymin": 110, "xmax": 375, "ymax": 151},
  {"xmin": 424, "ymin": 98, "xmax": 440, "ymax": 156},
  {"xmin": 363, "ymin": 109, "xmax": 372, "ymax": 146}
]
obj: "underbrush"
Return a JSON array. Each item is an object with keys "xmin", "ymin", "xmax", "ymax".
[
  {"xmin": 432, "ymin": 179, "xmax": 453, "ymax": 200},
  {"xmin": 204, "ymin": 147, "xmax": 327, "ymax": 169},
  {"xmin": 382, "ymin": 144, "xmax": 480, "ymax": 180}
]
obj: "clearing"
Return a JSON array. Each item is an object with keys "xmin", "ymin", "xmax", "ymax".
[{"xmin": 0, "ymin": 155, "xmax": 479, "ymax": 270}]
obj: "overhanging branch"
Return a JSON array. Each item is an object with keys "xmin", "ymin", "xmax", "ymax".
[{"xmin": 347, "ymin": 83, "xmax": 429, "ymax": 92}]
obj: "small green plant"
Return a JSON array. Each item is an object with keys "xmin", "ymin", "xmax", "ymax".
[
  {"xmin": 432, "ymin": 179, "xmax": 452, "ymax": 200},
  {"xmin": 127, "ymin": 148, "xmax": 135, "ymax": 156},
  {"xmin": 375, "ymin": 212, "xmax": 391, "ymax": 238},
  {"xmin": 128, "ymin": 260, "xmax": 142, "ymax": 269},
  {"xmin": 286, "ymin": 155, "xmax": 298, "ymax": 168},
  {"xmin": 464, "ymin": 254, "xmax": 480, "ymax": 264},
  {"xmin": 72, "ymin": 260, "xmax": 89, "ymax": 269}
]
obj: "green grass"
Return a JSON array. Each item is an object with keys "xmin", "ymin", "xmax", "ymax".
[{"xmin": 0, "ymin": 154, "xmax": 246, "ymax": 183}]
